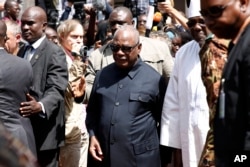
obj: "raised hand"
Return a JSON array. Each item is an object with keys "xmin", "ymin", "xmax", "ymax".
[{"xmin": 70, "ymin": 75, "xmax": 86, "ymax": 98}]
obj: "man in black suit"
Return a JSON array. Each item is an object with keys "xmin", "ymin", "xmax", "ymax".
[
  {"xmin": 200, "ymin": 0, "xmax": 250, "ymax": 166},
  {"xmin": 0, "ymin": 20, "xmax": 36, "ymax": 157},
  {"xmin": 18, "ymin": 6, "xmax": 68, "ymax": 167}
]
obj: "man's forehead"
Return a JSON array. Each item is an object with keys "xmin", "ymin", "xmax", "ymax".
[{"xmin": 22, "ymin": 9, "xmax": 45, "ymax": 20}]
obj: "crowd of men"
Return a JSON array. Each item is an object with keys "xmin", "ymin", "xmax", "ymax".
[{"xmin": 0, "ymin": 0, "xmax": 250, "ymax": 167}]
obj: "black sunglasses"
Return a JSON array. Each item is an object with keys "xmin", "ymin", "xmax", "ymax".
[
  {"xmin": 186, "ymin": 18, "xmax": 205, "ymax": 28},
  {"xmin": 200, "ymin": 1, "xmax": 231, "ymax": 18},
  {"xmin": 110, "ymin": 42, "xmax": 140, "ymax": 53}
]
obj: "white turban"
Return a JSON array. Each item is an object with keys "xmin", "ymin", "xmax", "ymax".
[{"xmin": 185, "ymin": 0, "xmax": 201, "ymax": 18}]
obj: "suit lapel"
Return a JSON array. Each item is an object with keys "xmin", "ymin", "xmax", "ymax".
[
  {"xmin": 30, "ymin": 52, "xmax": 40, "ymax": 66},
  {"xmin": 222, "ymin": 42, "xmax": 236, "ymax": 80},
  {"xmin": 30, "ymin": 38, "xmax": 47, "ymax": 66},
  {"xmin": 30, "ymin": 51, "xmax": 41, "ymax": 66}
]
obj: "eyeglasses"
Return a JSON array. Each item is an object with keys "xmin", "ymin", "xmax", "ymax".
[
  {"xmin": 110, "ymin": 42, "xmax": 140, "ymax": 53},
  {"xmin": 186, "ymin": 18, "xmax": 205, "ymax": 28},
  {"xmin": 200, "ymin": 1, "xmax": 232, "ymax": 18}
]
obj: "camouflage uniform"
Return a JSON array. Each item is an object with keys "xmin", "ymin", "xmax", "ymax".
[{"xmin": 198, "ymin": 34, "xmax": 229, "ymax": 167}]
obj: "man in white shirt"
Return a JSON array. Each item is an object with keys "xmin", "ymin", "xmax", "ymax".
[{"xmin": 160, "ymin": 1, "xmax": 210, "ymax": 166}]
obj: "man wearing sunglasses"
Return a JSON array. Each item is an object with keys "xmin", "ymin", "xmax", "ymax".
[
  {"xmin": 160, "ymin": 1, "xmax": 210, "ymax": 166},
  {"xmin": 200, "ymin": 0, "xmax": 250, "ymax": 166},
  {"xmin": 83, "ymin": 6, "xmax": 173, "ymax": 102},
  {"xmin": 86, "ymin": 25, "xmax": 167, "ymax": 167},
  {"xmin": 77, "ymin": 7, "xmax": 173, "ymax": 166}
]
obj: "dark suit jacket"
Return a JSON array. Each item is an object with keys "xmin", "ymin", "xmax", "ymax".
[
  {"xmin": 0, "ymin": 49, "xmax": 36, "ymax": 156},
  {"xmin": 214, "ymin": 24, "xmax": 250, "ymax": 166},
  {"xmin": 18, "ymin": 37, "xmax": 68, "ymax": 151}
]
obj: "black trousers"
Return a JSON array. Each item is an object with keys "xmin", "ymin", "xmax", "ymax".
[{"xmin": 37, "ymin": 148, "xmax": 60, "ymax": 167}]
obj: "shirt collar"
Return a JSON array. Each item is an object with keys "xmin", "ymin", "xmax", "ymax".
[
  {"xmin": 128, "ymin": 57, "xmax": 141, "ymax": 79},
  {"xmin": 28, "ymin": 35, "xmax": 46, "ymax": 49}
]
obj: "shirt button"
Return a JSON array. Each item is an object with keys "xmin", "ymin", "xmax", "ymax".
[
  {"xmin": 119, "ymin": 84, "xmax": 123, "ymax": 89},
  {"xmin": 115, "ymin": 102, "xmax": 119, "ymax": 106},
  {"xmin": 110, "ymin": 140, "xmax": 115, "ymax": 144}
]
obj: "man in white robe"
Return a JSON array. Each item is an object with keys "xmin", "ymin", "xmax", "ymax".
[{"xmin": 160, "ymin": 1, "xmax": 210, "ymax": 166}]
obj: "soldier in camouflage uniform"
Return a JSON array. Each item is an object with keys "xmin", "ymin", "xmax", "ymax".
[{"xmin": 198, "ymin": 34, "xmax": 229, "ymax": 167}]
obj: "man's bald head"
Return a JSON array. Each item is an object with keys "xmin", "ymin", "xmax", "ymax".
[
  {"xmin": 108, "ymin": 7, "xmax": 134, "ymax": 35},
  {"xmin": 21, "ymin": 6, "xmax": 47, "ymax": 43},
  {"xmin": 4, "ymin": 0, "xmax": 18, "ymax": 9},
  {"xmin": 22, "ymin": 6, "xmax": 47, "ymax": 23},
  {"xmin": 111, "ymin": 7, "xmax": 133, "ymax": 20},
  {"xmin": 114, "ymin": 25, "xmax": 140, "ymax": 44}
]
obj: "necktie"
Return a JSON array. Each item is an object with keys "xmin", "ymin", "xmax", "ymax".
[{"xmin": 24, "ymin": 45, "xmax": 34, "ymax": 61}]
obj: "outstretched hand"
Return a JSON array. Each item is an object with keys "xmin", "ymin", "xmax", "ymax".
[
  {"xmin": 20, "ymin": 93, "xmax": 42, "ymax": 117},
  {"xmin": 71, "ymin": 76, "xmax": 86, "ymax": 98}
]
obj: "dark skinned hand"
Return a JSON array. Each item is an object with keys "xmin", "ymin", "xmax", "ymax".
[
  {"xmin": 89, "ymin": 136, "xmax": 104, "ymax": 161},
  {"xmin": 20, "ymin": 93, "xmax": 42, "ymax": 117}
]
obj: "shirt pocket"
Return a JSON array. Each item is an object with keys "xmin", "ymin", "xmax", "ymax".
[
  {"xmin": 133, "ymin": 137, "xmax": 159, "ymax": 155},
  {"xmin": 129, "ymin": 92, "xmax": 152, "ymax": 115}
]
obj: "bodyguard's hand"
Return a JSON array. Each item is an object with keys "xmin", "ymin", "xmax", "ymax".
[
  {"xmin": 71, "ymin": 76, "xmax": 86, "ymax": 98},
  {"xmin": 89, "ymin": 136, "xmax": 104, "ymax": 161},
  {"xmin": 20, "ymin": 93, "xmax": 42, "ymax": 117}
]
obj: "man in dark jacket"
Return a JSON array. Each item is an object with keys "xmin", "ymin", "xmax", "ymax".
[
  {"xmin": 18, "ymin": 6, "xmax": 68, "ymax": 167},
  {"xmin": 201, "ymin": 0, "xmax": 250, "ymax": 166},
  {"xmin": 86, "ymin": 25, "xmax": 166, "ymax": 167},
  {"xmin": 0, "ymin": 20, "xmax": 36, "ymax": 157}
]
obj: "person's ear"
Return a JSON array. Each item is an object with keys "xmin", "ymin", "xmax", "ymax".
[
  {"xmin": 137, "ymin": 43, "xmax": 142, "ymax": 52},
  {"xmin": 15, "ymin": 33, "xmax": 21, "ymax": 43},
  {"xmin": 6, "ymin": 8, "xmax": 10, "ymax": 13},
  {"xmin": 42, "ymin": 22, "xmax": 48, "ymax": 32},
  {"xmin": 240, "ymin": 0, "xmax": 249, "ymax": 13}
]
